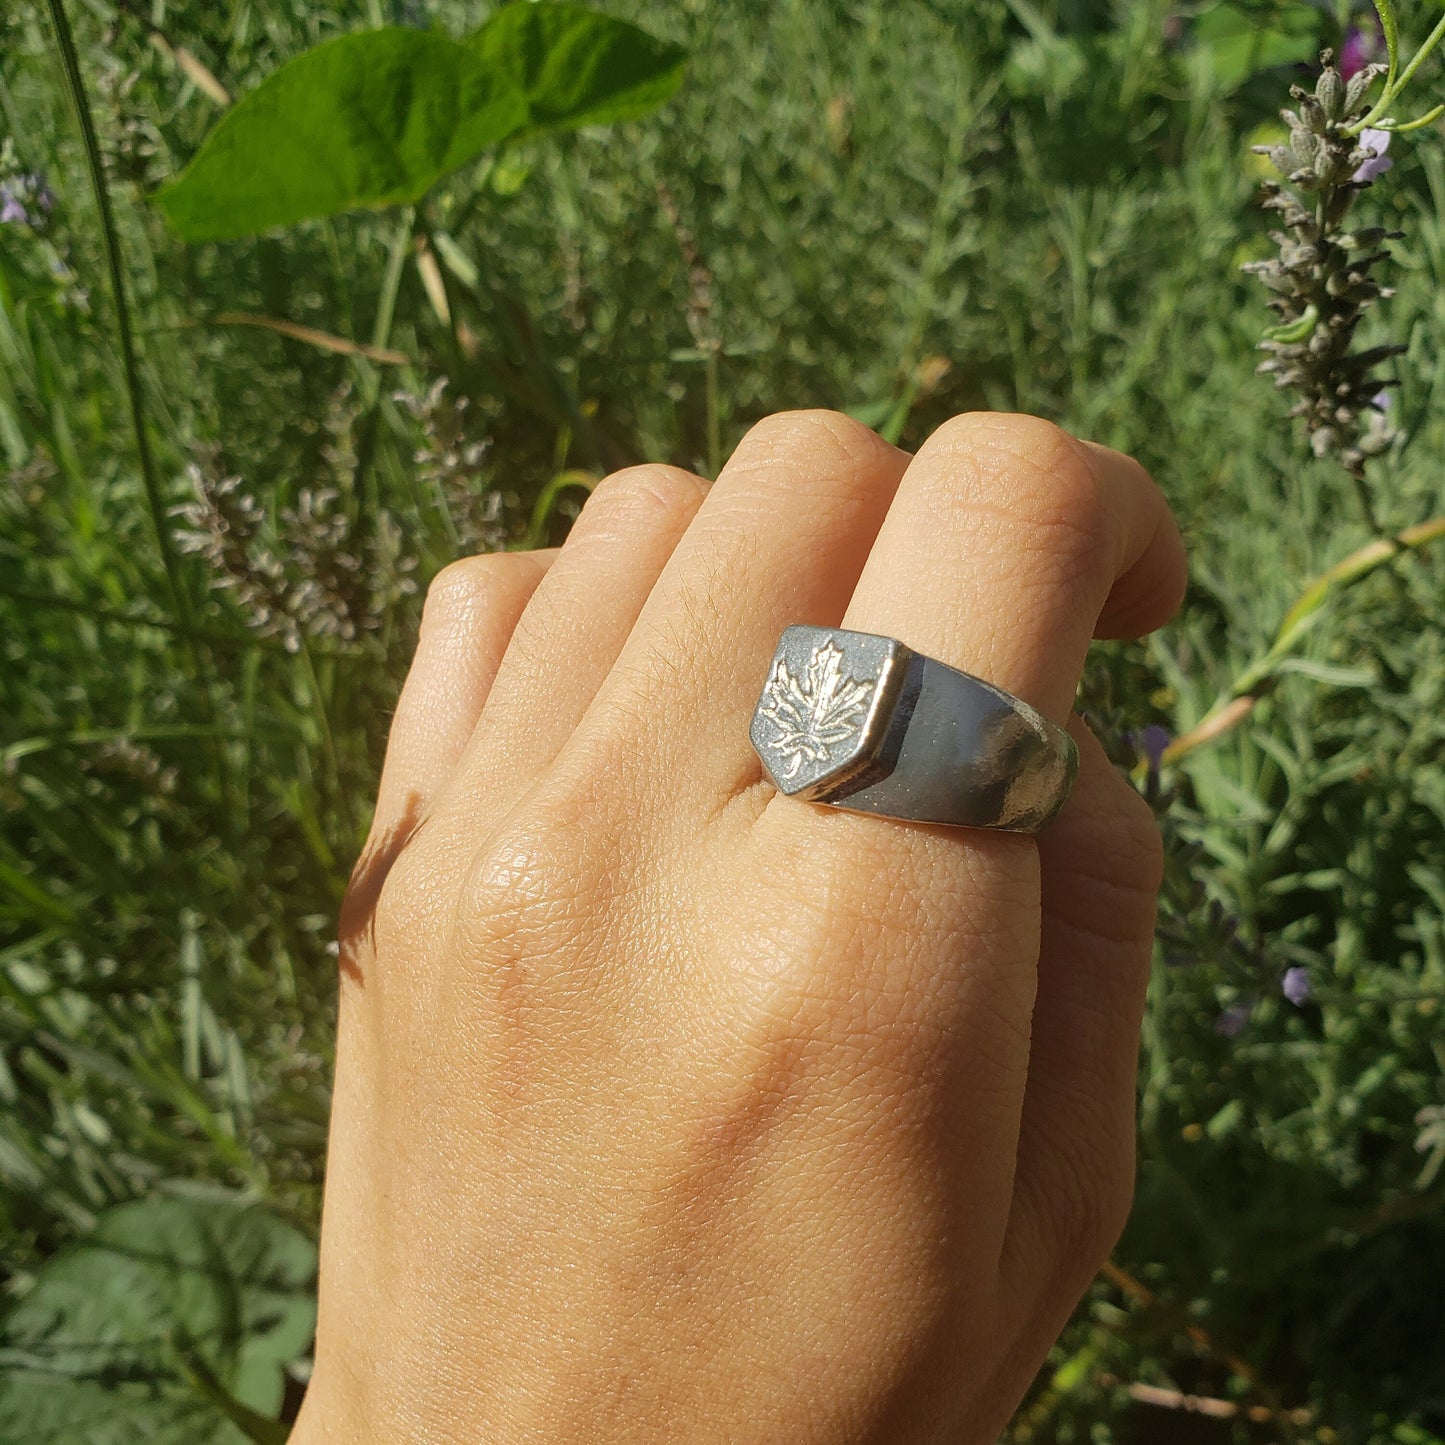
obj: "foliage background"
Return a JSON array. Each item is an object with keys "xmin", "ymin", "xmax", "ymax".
[{"xmin": 1, "ymin": 0, "xmax": 1443, "ymax": 1440}]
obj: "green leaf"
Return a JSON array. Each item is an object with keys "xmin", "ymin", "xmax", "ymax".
[
  {"xmin": 157, "ymin": 28, "xmax": 526, "ymax": 241},
  {"xmin": 155, "ymin": 8, "xmax": 686, "ymax": 242},
  {"xmin": 0, "ymin": 1193, "xmax": 316, "ymax": 1444},
  {"xmin": 1261, "ymin": 302, "xmax": 1319, "ymax": 343},
  {"xmin": 1193, "ymin": 2, "xmax": 1323, "ymax": 90},
  {"xmin": 0, "ymin": 1377, "xmax": 231, "ymax": 1445},
  {"xmin": 465, "ymin": 2, "xmax": 687, "ymax": 137}
]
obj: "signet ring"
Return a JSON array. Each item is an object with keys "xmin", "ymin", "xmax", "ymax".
[{"xmin": 748, "ymin": 625, "xmax": 1078, "ymax": 834}]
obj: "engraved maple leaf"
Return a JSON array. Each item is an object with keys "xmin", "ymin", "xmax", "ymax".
[{"xmin": 758, "ymin": 639, "xmax": 874, "ymax": 779}]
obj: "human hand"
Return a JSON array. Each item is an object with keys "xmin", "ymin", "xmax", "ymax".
[{"xmin": 292, "ymin": 411, "xmax": 1186, "ymax": 1444}]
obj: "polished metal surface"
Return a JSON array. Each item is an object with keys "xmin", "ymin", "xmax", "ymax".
[{"xmin": 749, "ymin": 625, "xmax": 1077, "ymax": 833}]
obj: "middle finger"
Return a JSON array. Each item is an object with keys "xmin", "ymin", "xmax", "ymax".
[{"xmin": 517, "ymin": 411, "xmax": 911, "ymax": 827}]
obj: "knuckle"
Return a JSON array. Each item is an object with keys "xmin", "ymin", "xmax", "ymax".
[
  {"xmin": 932, "ymin": 412, "xmax": 1089, "ymax": 485},
  {"xmin": 923, "ymin": 412, "xmax": 1113, "ymax": 578},
  {"xmin": 441, "ymin": 799, "xmax": 631, "ymax": 1071},
  {"xmin": 732, "ymin": 408, "xmax": 898, "ymax": 479},
  {"xmin": 423, "ymin": 552, "xmax": 529, "ymax": 629},
  {"xmin": 456, "ymin": 800, "xmax": 604, "ymax": 961},
  {"xmin": 581, "ymin": 464, "xmax": 709, "ymax": 532}
]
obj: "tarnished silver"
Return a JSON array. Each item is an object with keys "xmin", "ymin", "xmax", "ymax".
[{"xmin": 749, "ymin": 625, "xmax": 1077, "ymax": 833}]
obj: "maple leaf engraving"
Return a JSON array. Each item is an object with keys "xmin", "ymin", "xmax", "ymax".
[{"xmin": 757, "ymin": 639, "xmax": 874, "ymax": 779}]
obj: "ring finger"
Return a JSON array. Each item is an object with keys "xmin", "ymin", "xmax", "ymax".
[
  {"xmin": 760, "ymin": 411, "xmax": 1185, "ymax": 1242},
  {"xmin": 448, "ymin": 464, "xmax": 711, "ymax": 817}
]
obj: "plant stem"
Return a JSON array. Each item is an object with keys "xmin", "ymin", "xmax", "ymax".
[
  {"xmin": 0, "ymin": 581, "xmax": 305, "ymax": 650},
  {"xmin": 1349, "ymin": 0, "xmax": 1445, "ymax": 132},
  {"xmin": 47, "ymin": 0, "xmax": 243, "ymax": 822},
  {"xmin": 1161, "ymin": 514, "xmax": 1445, "ymax": 766},
  {"xmin": 370, "ymin": 208, "xmax": 414, "ymax": 384},
  {"xmin": 45, "ymin": 0, "xmax": 191, "ymax": 637},
  {"xmin": 1097, "ymin": 1260, "xmax": 1301, "ymax": 1436},
  {"xmin": 1348, "ymin": 465, "xmax": 1386, "ymax": 538},
  {"xmin": 348, "ymin": 207, "xmax": 415, "ymax": 541},
  {"xmin": 518, "ymin": 469, "xmax": 598, "ymax": 550},
  {"xmin": 1383, "ymin": 7, "xmax": 1445, "ymax": 108}
]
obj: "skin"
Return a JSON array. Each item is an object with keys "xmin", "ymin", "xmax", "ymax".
[{"xmin": 291, "ymin": 410, "xmax": 1187, "ymax": 1444}]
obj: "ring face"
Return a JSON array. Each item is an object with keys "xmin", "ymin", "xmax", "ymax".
[
  {"xmin": 749, "ymin": 626, "xmax": 910, "ymax": 801},
  {"xmin": 748, "ymin": 625, "xmax": 1079, "ymax": 833}
]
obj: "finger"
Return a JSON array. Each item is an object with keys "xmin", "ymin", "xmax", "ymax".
[
  {"xmin": 327, "ymin": 554, "xmax": 561, "ymax": 1290},
  {"xmin": 741, "ymin": 415, "xmax": 1180, "ymax": 1249},
  {"xmin": 1080, "ymin": 443, "xmax": 1188, "ymax": 643},
  {"xmin": 842, "ymin": 415, "xmax": 1186, "ymax": 726},
  {"xmin": 1000, "ymin": 718, "xmax": 1159, "ymax": 1310},
  {"xmin": 367, "ymin": 549, "xmax": 556, "ymax": 855},
  {"xmin": 539, "ymin": 412, "xmax": 910, "ymax": 828},
  {"xmin": 447, "ymin": 465, "xmax": 710, "ymax": 812}
]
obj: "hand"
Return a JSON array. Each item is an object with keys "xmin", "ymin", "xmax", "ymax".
[{"xmin": 292, "ymin": 411, "xmax": 1186, "ymax": 1444}]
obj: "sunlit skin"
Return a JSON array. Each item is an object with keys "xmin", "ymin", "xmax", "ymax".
[{"xmin": 291, "ymin": 410, "xmax": 1186, "ymax": 1444}]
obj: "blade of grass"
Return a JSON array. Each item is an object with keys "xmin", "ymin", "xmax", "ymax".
[{"xmin": 202, "ymin": 312, "xmax": 411, "ymax": 365}]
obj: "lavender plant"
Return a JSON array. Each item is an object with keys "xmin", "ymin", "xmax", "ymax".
[
  {"xmin": 393, "ymin": 379, "xmax": 508, "ymax": 553},
  {"xmin": 1134, "ymin": 2, "xmax": 1445, "ymax": 1034},
  {"xmin": 1246, "ymin": 1, "xmax": 1445, "ymax": 523},
  {"xmin": 1246, "ymin": 56, "xmax": 1402, "ymax": 499},
  {"xmin": 174, "ymin": 400, "xmax": 418, "ymax": 653}
]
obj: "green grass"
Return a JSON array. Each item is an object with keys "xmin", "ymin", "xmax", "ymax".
[{"xmin": 2, "ymin": 0, "xmax": 1444, "ymax": 1440}]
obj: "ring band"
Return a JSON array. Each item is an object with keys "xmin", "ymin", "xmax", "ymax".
[{"xmin": 748, "ymin": 625, "xmax": 1077, "ymax": 833}]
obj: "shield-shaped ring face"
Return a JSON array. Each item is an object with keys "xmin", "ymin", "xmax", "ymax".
[{"xmin": 748, "ymin": 625, "xmax": 911, "ymax": 801}]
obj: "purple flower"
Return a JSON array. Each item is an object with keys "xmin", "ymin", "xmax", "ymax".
[
  {"xmin": 1354, "ymin": 129, "xmax": 1394, "ymax": 184},
  {"xmin": 1141, "ymin": 724, "xmax": 1171, "ymax": 773},
  {"xmin": 1340, "ymin": 18, "xmax": 1382, "ymax": 80},
  {"xmin": 1282, "ymin": 966, "xmax": 1312, "ymax": 1006},
  {"xmin": 1125, "ymin": 723, "xmax": 1172, "ymax": 777},
  {"xmin": 1216, "ymin": 1003, "xmax": 1250, "ymax": 1038},
  {"xmin": 0, "ymin": 173, "xmax": 56, "ymax": 230}
]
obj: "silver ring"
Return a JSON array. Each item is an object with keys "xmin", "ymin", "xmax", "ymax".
[{"xmin": 748, "ymin": 625, "xmax": 1077, "ymax": 833}]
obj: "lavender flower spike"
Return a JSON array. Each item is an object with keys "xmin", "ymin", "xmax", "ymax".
[
  {"xmin": 0, "ymin": 186, "xmax": 26, "ymax": 227},
  {"xmin": 1354, "ymin": 128, "xmax": 1394, "ymax": 184},
  {"xmin": 1282, "ymin": 966, "xmax": 1312, "ymax": 1006}
]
